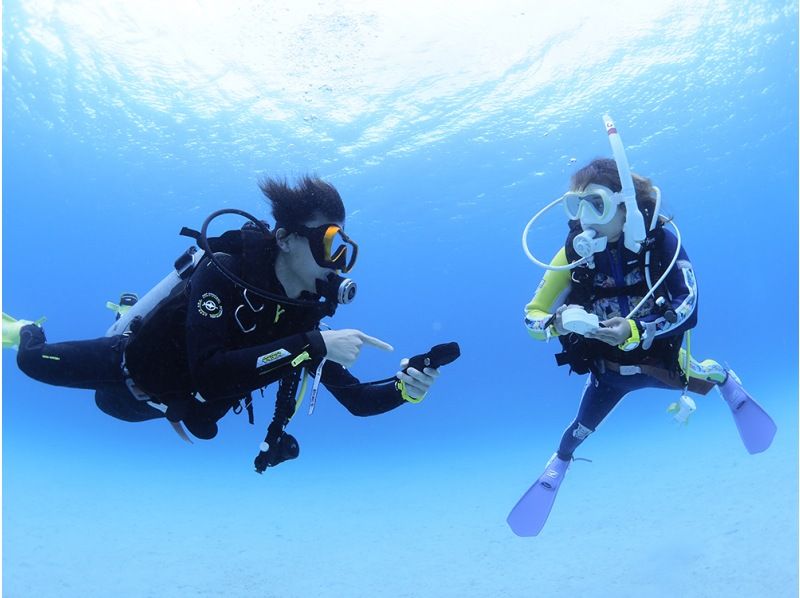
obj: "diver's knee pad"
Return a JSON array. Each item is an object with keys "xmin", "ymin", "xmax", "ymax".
[{"xmin": 571, "ymin": 422, "xmax": 594, "ymax": 441}]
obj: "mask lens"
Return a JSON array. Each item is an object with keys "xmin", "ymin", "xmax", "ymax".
[
  {"xmin": 563, "ymin": 193, "xmax": 582, "ymax": 219},
  {"xmin": 581, "ymin": 194, "xmax": 607, "ymax": 218},
  {"xmin": 337, "ymin": 229, "xmax": 358, "ymax": 273},
  {"xmin": 319, "ymin": 225, "xmax": 358, "ymax": 272}
]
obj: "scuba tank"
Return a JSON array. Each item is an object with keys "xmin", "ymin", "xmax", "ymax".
[{"xmin": 106, "ymin": 247, "xmax": 204, "ymax": 337}]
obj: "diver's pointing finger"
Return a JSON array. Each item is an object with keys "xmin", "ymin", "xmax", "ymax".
[{"xmin": 358, "ymin": 333, "xmax": 394, "ymax": 352}]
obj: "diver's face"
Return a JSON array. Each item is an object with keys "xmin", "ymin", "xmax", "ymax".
[{"xmin": 279, "ymin": 213, "xmax": 344, "ymax": 290}]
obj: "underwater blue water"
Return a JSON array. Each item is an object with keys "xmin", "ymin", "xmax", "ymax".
[{"xmin": 3, "ymin": 2, "xmax": 798, "ymax": 596}]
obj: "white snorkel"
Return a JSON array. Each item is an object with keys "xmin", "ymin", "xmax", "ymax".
[
  {"xmin": 603, "ymin": 114, "xmax": 646, "ymax": 254},
  {"xmin": 599, "ymin": 119, "xmax": 682, "ymax": 317}
]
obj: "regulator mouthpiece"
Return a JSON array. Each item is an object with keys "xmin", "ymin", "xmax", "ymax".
[
  {"xmin": 572, "ymin": 229, "xmax": 608, "ymax": 259},
  {"xmin": 337, "ymin": 277, "xmax": 357, "ymax": 304},
  {"xmin": 317, "ymin": 273, "xmax": 357, "ymax": 305}
]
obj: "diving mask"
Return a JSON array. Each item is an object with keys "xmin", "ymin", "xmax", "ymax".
[
  {"xmin": 562, "ymin": 183, "xmax": 624, "ymax": 226},
  {"xmin": 292, "ymin": 223, "xmax": 358, "ymax": 273}
]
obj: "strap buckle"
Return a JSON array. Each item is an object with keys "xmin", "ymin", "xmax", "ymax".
[{"xmin": 619, "ymin": 365, "xmax": 641, "ymax": 376}]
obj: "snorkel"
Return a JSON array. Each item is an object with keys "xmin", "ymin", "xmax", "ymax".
[{"xmin": 603, "ymin": 114, "xmax": 646, "ymax": 254}]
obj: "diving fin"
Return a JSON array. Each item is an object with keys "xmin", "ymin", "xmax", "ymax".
[
  {"xmin": 2, "ymin": 312, "xmax": 45, "ymax": 350},
  {"xmin": 507, "ymin": 453, "xmax": 570, "ymax": 537},
  {"xmin": 718, "ymin": 370, "xmax": 777, "ymax": 454}
]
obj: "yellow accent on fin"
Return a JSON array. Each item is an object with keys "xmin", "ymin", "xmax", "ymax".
[
  {"xmin": 3, "ymin": 313, "xmax": 45, "ymax": 349},
  {"xmin": 106, "ymin": 302, "xmax": 133, "ymax": 317}
]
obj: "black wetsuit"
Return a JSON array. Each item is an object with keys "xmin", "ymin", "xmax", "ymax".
[{"xmin": 16, "ymin": 244, "xmax": 406, "ymax": 438}]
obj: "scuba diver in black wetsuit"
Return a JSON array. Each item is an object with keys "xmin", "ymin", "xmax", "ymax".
[{"xmin": 5, "ymin": 175, "xmax": 459, "ymax": 472}]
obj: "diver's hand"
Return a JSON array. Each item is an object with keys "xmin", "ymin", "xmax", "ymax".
[
  {"xmin": 585, "ymin": 317, "xmax": 631, "ymax": 346},
  {"xmin": 553, "ymin": 304, "xmax": 584, "ymax": 335},
  {"xmin": 396, "ymin": 358, "xmax": 440, "ymax": 399},
  {"xmin": 320, "ymin": 329, "xmax": 394, "ymax": 368}
]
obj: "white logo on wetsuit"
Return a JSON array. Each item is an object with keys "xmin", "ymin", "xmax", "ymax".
[{"xmin": 198, "ymin": 292, "xmax": 223, "ymax": 318}]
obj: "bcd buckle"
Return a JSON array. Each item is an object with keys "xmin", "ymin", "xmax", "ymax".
[{"xmin": 619, "ymin": 365, "xmax": 641, "ymax": 376}]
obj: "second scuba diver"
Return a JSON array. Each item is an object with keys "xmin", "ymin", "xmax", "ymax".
[
  {"xmin": 4, "ymin": 176, "xmax": 460, "ymax": 472},
  {"xmin": 507, "ymin": 116, "xmax": 777, "ymax": 536}
]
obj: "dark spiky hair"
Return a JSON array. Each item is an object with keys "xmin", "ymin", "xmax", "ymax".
[{"xmin": 258, "ymin": 175, "xmax": 345, "ymax": 230}]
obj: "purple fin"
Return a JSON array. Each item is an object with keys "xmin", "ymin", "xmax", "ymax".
[
  {"xmin": 719, "ymin": 373, "xmax": 777, "ymax": 454},
  {"xmin": 507, "ymin": 455, "xmax": 569, "ymax": 537}
]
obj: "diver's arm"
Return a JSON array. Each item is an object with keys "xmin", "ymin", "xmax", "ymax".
[
  {"xmin": 524, "ymin": 248, "xmax": 572, "ymax": 340},
  {"xmin": 631, "ymin": 230, "xmax": 698, "ymax": 347},
  {"xmin": 185, "ymin": 256, "xmax": 327, "ymax": 400},
  {"xmin": 320, "ymin": 362, "xmax": 406, "ymax": 416}
]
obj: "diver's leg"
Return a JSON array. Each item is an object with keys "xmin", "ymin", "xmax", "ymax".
[
  {"xmin": 509, "ymin": 372, "xmax": 631, "ymax": 537},
  {"xmin": 16, "ymin": 324, "xmax": 168, "ymax": 425},
  {"xmin": 556, "ymin": 373, "xmax": 628, "ymax": 460},
  {"xmin": 16, "ymin": 324, "xmax": 125, "ymax": 390},
  {"xmin": 95, "ymin": 385, "xmax": 165, "ymax": 422}
]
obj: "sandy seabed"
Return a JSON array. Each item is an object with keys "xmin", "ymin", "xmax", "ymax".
[{"xmin": 4, "ymin": 394, "xmax": 797, "ymax": 598}]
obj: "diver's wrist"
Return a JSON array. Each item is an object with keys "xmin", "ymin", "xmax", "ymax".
[
  {"xmin": 396, "ymin": 379, "xmax": 425, "ymax": 403},
  {"xmin": 617, "ymin": 319, "xmax": 641, "ymax": 351},
  {"xmin": 548, "ymin": 310, "xmax": 567, "ymax": 336},
  {"xmin": 305, "ymin": 329, "xmax": 328, "ymax": 360}
]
